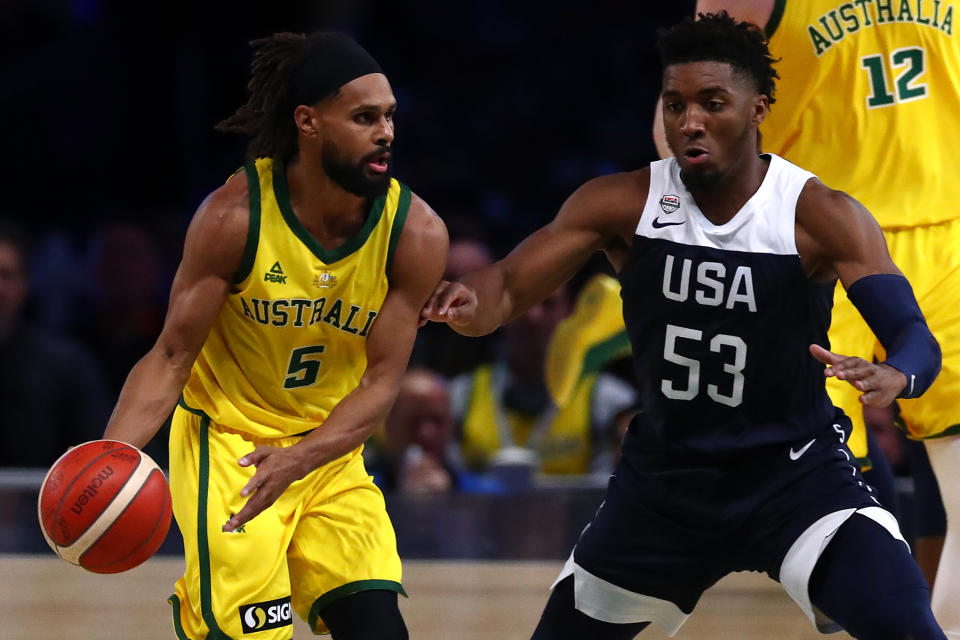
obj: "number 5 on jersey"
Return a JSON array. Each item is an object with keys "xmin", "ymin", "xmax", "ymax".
[{"xmin": 284, "ymin": 345, "xmax": 325, "ymax": 389}]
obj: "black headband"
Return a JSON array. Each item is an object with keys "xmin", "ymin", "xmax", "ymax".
[{"xmin": 290, "ymin": 31, "xmax": 383, "ymax": 106}]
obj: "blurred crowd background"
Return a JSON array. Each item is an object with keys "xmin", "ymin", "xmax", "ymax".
[{"xmin": 0, "ymin": 0, "xmax": 925, "ymax": 541}]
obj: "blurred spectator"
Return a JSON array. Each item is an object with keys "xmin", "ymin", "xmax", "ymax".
[
  {"xmin": 71, "ymin": 223, "xmax": 169, "ymax": 466},
  {"xmin": 0, "ymin": 223, "xmax": 110, "ymax": 467},
  {"xmin": 73, "ymin": 223, "xmax": 166, "ymax": 392},
  {"xmin": 445, "ymin": 236, "xmax": 493, "ymax": 282},
  {"xmin": 412, "ymin": 233, "xmax": 499, "ymax": 377},
  {"xmin": 377, "ymin": 368, "xmax": 469, "ymax": 494},
  {"xmin": 450, "ymin": 286, "xmax": 635, "ymax": 476},
  {"xmin": 865, "ymin": 404, "xmax": 903, "ymax": 470}
]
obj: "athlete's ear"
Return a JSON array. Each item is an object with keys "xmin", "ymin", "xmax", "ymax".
[
  {"xmin": 294, "ymin": 105, "xmax": 321, "ymax": 140},
  {"xmin": 752, "ymin": 94, "xmax": 769, "ymax": 127}
]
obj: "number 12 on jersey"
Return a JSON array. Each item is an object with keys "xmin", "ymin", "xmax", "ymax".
[
  {"xmin": 861, "ymin": 46, "xmax": 928, "ymax": 109},
  {"xmin": 662, "ymin": 324, "xmax": 746, "ymax": 407}
]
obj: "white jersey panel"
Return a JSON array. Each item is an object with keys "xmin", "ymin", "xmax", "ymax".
[{"xmin": 638, "ymin": 154, "xmax": 816, "ymax": 256}]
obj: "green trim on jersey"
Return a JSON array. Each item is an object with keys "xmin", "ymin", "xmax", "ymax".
[
  {"xmin": 167, "ymin": 594, "xmax": 196, "ymax": 640},
  {"xmin": 233, "ymin": 162, "xmax": 262, "ymax": 284},
  {"xmin": 308, "ymin": 580, "xmax": 407, "ymax": 632},
  {"xmin": 177, "ymin": 395, "xmax": 206, "ymax": 417},
  {"xmin": 924, "ymin": 423, "xmax": 960, "ymax": 439},
  {"xmin": 197, "ymin": 415, "xmax": 236, "ymax": 640},
  {"xmin": 385, "ymin": 183, "xmax": 412, "ymax": 280},
  {"xmin": 273, "ymin": 160, "xmax": 387, "ymax": 264},
  {"xmin": 765, "ymin": 0, "xmax": 787, "ymax": 38},
  {"xmin": 582, "ymin": 330, "xmax": 632, "ymax": 377}
]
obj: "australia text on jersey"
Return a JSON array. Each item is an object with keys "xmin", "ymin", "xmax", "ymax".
[
  {"xmin": 239, "ymin": 295, "xmax": 378, "ymax": 336},
  {"xmin": 808, "ymin": 0, "xmax": 954, "ymax": 57}
]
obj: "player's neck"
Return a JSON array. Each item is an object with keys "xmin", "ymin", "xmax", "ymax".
[
  {"xmin": 689, "ymin": 152, "xmax": 770, "ymax": 226},
  {"xmin": 284, "ymin": 155, "xmax": 369, "ymax": 246}
]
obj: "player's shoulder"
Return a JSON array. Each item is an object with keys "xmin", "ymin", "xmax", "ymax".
[
  {"xmin": 400, "ymin": 191, "xmax": 449, "ymax": 251},
  {"xmin": 180, "ymin": 168, "xmax": 251, "ymax": 276},
  {"xmin": 797, "ymin": 177, "xmax": 870, "ymax": 232},
  {"xmin": 559, "ymin": 168, "xmax": 650, "ymax": 239},
  {"xmin": 189, "ymin": 169, "xmax": 251, "ymax": 249},
  {"xmin": 795, "ymin": 176, "xmax": 883, "ymax": 274},
  {"xmin": 385, "ymin": 189, "xmax": 449, "ymax": 286}
]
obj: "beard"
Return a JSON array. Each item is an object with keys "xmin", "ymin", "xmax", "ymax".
[
  {"xmin": 321, "ymin": 142, "xmax": 392, "ymax": 198},
  {"xmin": 679, "ymin": 167, "xmax": 725, "ymax": 192}
]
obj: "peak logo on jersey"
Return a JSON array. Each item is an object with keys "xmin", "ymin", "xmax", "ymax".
[
  {"xmin": 312, "ymin": 271, "xmax": 337, "ymax": 288},
  {"xmin": 659, "ymin": 195, "xmax": 680, "ymax": 214},
  {"xmin": 265, "ymin": 261, "xmax": 288, "ymax": 284},
  {"xmin": 239, "ymin": 596, "xmax": 292, "ymax": 634}
]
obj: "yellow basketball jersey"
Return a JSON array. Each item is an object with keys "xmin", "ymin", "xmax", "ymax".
[
  {"xmin": 762, "ymin": 0, "xmax": 960, "ymax": 229},
  {"xmin": 461, "ymin": 364, "xmax": 596, "ymax": 474},
  {"xmin": 182, "ymin": 157, "xmax": 411, "ymax": 438}
]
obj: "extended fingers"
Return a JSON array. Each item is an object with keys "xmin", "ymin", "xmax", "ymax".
[
  {"xmin": 809, "ymin": 344, "xmax": 841, "ymax": 367},
  {"xmin": 436, "ymin": 283, "xmax": 468, "ymax": 316},
  {"xmin": 421, "ymin": 280, "xmax": 451, "ymax": 321},
  {"xmin": 421, "ymin": 282, "xmax": 475, "ymax": 325},
  {"xmin": 223, "ymin": 494, "xmax": 266, "ymax": 532},
  {"xmin": 238, "ymin": 445, "xmax": 273, "ymax": 467},
  {"xmin": 830, "ymin": 357, "xmax": 873, "ymax": 382},
  {"xmin": 240, "ymin": 471, "xmax": 263, "ymax": 497}
]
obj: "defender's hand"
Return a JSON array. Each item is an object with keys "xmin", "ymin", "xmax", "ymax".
[
  {"xmin": 222, "ymin": 445, "xmax": 310, "ymax": 531},
  {"xmin": 809, "ymin": 344, "xmax": 907, "ymax": 407},
  {"xmin": 419, "ymin": 280, "xmax": 478, "ymax": 328}
]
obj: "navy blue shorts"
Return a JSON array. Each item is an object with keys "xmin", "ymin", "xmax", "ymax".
[{"xmin": 555, "ymin": 419, "xmax": 900, "ymax": 634}]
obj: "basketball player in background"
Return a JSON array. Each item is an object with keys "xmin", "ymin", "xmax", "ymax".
[
  {"xmin": 423, "ymin": 13, "xmax": 944, "ymax": 639},
  {"xmin": 654, "ymin": 2, "xmax": 960, "ymax": 634},
  {"xmin": 102, "ymin": 32, "xmax": 447, "ymax": 640}
]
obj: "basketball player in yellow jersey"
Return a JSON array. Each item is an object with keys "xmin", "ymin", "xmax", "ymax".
[
  {"xmin": 656, "ymin": 2, "xmax": 960, "ymax": 636},
  {"xmin": 101, "ymin": 32, "xmax": 447, "ymax": 640}
]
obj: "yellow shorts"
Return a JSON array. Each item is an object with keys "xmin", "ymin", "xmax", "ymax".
[
  {"xmin": 828, "ymin": 218, "xmax": 960, "ymax": 457},
  {"xmin": 167, "ymin": 400, "xmax": 403, "ymax": 639}
]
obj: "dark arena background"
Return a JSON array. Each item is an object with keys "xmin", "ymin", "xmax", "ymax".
[{"xmin": 3, "ymin": 1, "xmax": 927, "ymax": 637}]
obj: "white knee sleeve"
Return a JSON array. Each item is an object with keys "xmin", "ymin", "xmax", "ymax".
[{"xmin": 925, "ymin": 435, "xmax": 960, "ymax": 638}]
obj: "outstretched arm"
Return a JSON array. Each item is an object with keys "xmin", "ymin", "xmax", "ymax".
[
  {"xmin": 421, "ymin": 171, "xmax": 646, "ymax": 336},
  {"xmin": 224, "ymin": 195, "xmax": 448, "ymax": 531},
  {"xmin": 797, "ymin": 181, "xmax": 940, "ymax": 406},
  {"xmin": 103, "ymin": 176, "xmax": 248, "ymax": 448}
]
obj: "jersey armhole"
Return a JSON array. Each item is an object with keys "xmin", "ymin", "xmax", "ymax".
[
  {"xmin": 233, "ymin": 161, "xmax": 262, "ymax": 284},
  {"xmin": 765, "ymin": 0, "xmax": 787, "ymax": 38},
  {"xmin": 385, "ymin": 183, "xmax": 412, "ymax": 282}
]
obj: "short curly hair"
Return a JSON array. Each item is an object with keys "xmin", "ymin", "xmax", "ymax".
[{"xmin": 656, "ymin": 11, "xmax": 779, "ymax": 105}]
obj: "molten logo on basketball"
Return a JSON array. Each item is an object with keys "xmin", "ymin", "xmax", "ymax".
[
  {"xmin": 239, "ymin": 596, "xmax": 292, "ymax": 633},
  {"xmin": 70, "ymin": 466, "xmax": 115, "ymax": 514}
]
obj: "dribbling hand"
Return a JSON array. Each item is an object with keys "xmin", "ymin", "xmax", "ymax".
[
  {"xmin": 809, "ymin": 344, "xmax": 907, "ymax": 407},
  {"xmin": 419, "ymin": 280, "xmax": 478, "ymax": 328},
  {"xmin": 222, "ymin": 445, "xmax": 309, "ymax": 532}
]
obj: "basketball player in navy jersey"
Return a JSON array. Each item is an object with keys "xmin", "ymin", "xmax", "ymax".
[{"xmin": 422, "ymin": 13, "xmax": 944, "ymax": 640}]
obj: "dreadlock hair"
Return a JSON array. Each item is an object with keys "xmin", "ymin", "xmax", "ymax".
[
  {"xmin": 216, "ymin": 33, "xmax": 307, "ymax": 162},
  {"xmin": 656, "ymin": 11, "xmax": 779, "ymax": 106}
]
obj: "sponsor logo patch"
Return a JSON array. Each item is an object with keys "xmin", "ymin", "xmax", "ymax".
[
  {"xmin": 265, "ymin": 261, "xmax": 287, "ymax": 284},
  {"xmin": 651, "ymin": 218, "xmax": 685, "ymax": 229},
  {"xmin": 312, "ymin": 270, "xmax": 337, "ymax": 288},
  {"xmin": 239, "ymin": 596, "xmax": 293, "ymax": 634},
  {"xmin": 659, "ymin": 194, "xmax": 680, "ymax": 214}
]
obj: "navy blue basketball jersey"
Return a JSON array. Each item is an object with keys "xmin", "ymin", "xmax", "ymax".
[{"xmin": 619, "ymin": 154, "xmax": 841, "ymax": 459}]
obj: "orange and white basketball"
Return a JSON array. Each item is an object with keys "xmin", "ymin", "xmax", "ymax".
[{"xmin": 37, "ymin": 439, "xmax": 172, "ymax": 574}]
